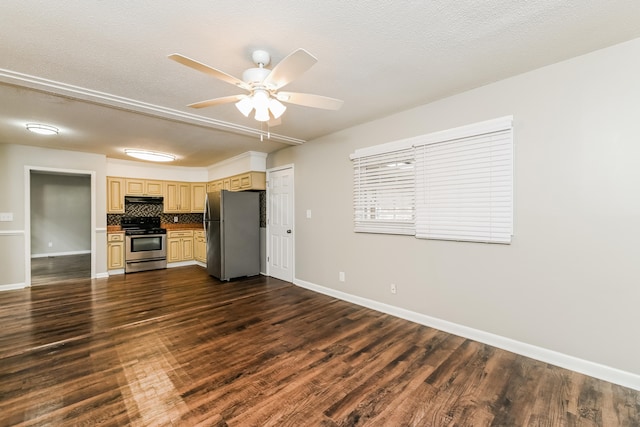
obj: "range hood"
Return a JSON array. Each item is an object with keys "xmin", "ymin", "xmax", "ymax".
[{"xmin": 124, "ymin": 196, "xmax": 164, "ymax": 204}]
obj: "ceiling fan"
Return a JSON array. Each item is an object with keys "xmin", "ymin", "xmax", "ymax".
[{"xmin": 168, "ymin": 48, "xmax": 344, "ymax": 124}]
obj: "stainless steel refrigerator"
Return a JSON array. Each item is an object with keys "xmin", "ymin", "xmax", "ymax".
[{"xmin": 204, "ymin": 190, "xmax": 260, "ymax": 281}]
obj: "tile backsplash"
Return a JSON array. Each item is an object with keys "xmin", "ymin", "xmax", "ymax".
[
  {"xmin": 106, "ymin": 203, "xmax": 203, "ymax": 226},
  {"xmin": 107, "ymin": 191, "xmax": 266, "ymax": 227}
]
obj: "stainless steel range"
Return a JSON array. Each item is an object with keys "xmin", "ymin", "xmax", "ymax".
[{"xmin": 121, "ymin": 216, "xmax": 167, "ymax": 273}]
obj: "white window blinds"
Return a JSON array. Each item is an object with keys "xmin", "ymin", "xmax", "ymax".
[
  {"xmin": 351, "ymin": 116, "xmax": 513, "ymax": 243},
  {"xmin": 352, "ymin": 147, "xmax": 415, "ymax": 235},
  {"xmin": 414, "ymin": 122, "xmax": 513, "ymax": 244}
]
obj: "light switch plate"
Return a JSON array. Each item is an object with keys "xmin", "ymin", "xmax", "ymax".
[
  {"xmin": 306, "ymin": 209, "xmax": 312, "ymax": 219},
  {"xmin": 0, "ymin": 212, "xmax": 13, "ymax": 222}
]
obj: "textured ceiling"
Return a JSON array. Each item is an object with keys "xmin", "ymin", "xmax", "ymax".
[{"xmin": 2, "ymin": 1, "xmax": 640, "ymax": 166}]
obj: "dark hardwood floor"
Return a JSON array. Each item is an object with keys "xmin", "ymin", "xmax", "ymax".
[
  {"xmin": 30, "ymin": 253, "xmax": 91, "ymax": 286},
  {"xmin": 0, "ymin": 266, "xmax": 638, "ymax": 426}
]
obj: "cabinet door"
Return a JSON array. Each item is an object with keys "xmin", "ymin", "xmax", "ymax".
[
  {"xmin": 107, "ymin": 242, "xmax": 124, "ymax": 269},
  {"xmin": 167, "ymin": 238, "xmax": 182, "ymax": 262},
  {"xmin": 229, "ymin": 175, "xmax": 242, "ymax": 191},
  {"xmin": 107, "ymin": 177, "xmax": 125, "ymax": 213},
  {"xmin": 163, "ymin": 182, "xmax": 180, "ymax": 212},
  {"xmin": 194, "ymin": 236, "xmax": 206, "ymax": 262},
  {"xmin": 125, "ymin": 179, "xmax": 145, "ymax": 195},
  {"xmin": 191, "ymin": 183, "xmax": 206, "ymax": 212},
  {"xmin": 178, "ymin": 182, "xmax": 191, "ymax": 212},
  {"xmin": 145, "ymin": 180, "xmax": 164, "ymax": 195},
  {"xmin": 182, "ymin": 237, "xmax": 194, "ymax": 260},
  {"xmin": 239, "ymin": 173, "xmax": 252, "ymax": 189}
]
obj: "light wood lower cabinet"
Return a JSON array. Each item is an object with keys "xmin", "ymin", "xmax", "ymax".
[
  {"xmin": 194, "ymin": 230, "xmax": 206, "ymax": 263},
  {"xmin": 107, "ymin": 233, "xmax": 125, "ymax": 270},
  {"xmin": 167, "ymin": 230, "xmax": 194, "ymax": 263}
]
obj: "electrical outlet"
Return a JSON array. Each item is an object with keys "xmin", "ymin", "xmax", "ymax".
[
  {"xmin": 174, "ymin": 216, "xmax": 179, "ymax": 223},
  {"xmin": 390, "ymin": 283, "xmax": 397, "ymax": 294},
  {"xmin": 0, "ymin": 212, "xmax": 13, "ymax": 221},
  {"xmin": 339, "ymin": 272, "xmax": 345, "ymax": 282},
  {"xmin": 48, "ymin": 242, "xmax": 53, "ymax": 248},
  {"xmin": 306, "ymin": 209, "xmax": 312, "ymax": 219}
]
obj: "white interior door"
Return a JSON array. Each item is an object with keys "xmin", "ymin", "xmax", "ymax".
[{"xmin": 267, "ymin": 166, "xmax": 294, "ymax": 282}]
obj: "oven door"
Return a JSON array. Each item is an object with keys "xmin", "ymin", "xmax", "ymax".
[{"xmin": 125, "ymin": 234, "xmax": 167, "ymax": 263}]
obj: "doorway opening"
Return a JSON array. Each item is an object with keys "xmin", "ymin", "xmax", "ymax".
[{"xmin": 27, "ymin": 168, "xmax": 94, "ymax": 286}]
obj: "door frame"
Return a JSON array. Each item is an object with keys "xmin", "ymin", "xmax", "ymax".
[
  {"xmin": 24, "ymin": 166, "xmax": 96, "ymax": 286},
  {"xmin": 266, "ymin": 164, "xmax": 294, "ymax": 281}
]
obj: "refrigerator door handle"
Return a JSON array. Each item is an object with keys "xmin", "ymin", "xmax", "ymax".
[{"xmin": 203, "ymin": 193, "xmax": 209, "ymax": 240}]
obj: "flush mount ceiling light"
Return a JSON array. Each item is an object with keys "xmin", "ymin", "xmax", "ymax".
[
  {"xmin": 124, "ymin": 149, "xmax": 176, "ymax": 162},
  {"xmin": 26, "ymin": 123, "xmax": 59, "ymax": 135}
]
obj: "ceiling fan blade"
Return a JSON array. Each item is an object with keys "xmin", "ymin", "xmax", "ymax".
[
  {"xmin": 168, "ymin": 53, "xmax": 249, "ymax": 90},
  {"xmin": 277, "ymin": 92, "xmax": 344, "ymax": 110},
  {"xmin": 263, "ymin": 49, "xmax": 318, "ymax": 90},
  {"xmin": 187, "ymin": 95, "xmax": 245, "ymax": 109}
]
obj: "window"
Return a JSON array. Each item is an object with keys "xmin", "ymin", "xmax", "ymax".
[
  {"xmin": 352, "ymin": 145, "xmax": 415, "ymax": 235},
  {"xmin": 351, "ymin": 116, "xmax": 513, "ymax": 244}
]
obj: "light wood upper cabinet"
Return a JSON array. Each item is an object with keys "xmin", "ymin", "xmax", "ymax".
[
  {"xmin": 190, "ymin": 183, "xmax": 206, "ymax": 213},
  {"xmin": 163, "ymin": 181, "xmax": 191, "ymax": 213},
  {"xmin": 125, "ymin": 179, "xmax": 144, "ymax": 195},
  {"xmin": 108, "ymin": 173, "xmax": 264, "ymax": 215},
  {"xmin": 145, "ymin": 180, "xmax": 163, "ymax": 195},
  {"xmin": 125, "ymin": 179, "xmax": 163, "ymax": 196},
  {"xmin": 107, "ymin": 177, "xmax": 125, "ymax": 213},
  {"xmin": 207, "ymin": 172, "xmax": 265, "ymax": 194}
]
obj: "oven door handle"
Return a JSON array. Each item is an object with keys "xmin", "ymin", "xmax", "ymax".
[{"xmin": 126, "ymin": 257, "xmax": 166, "ymax": 264}]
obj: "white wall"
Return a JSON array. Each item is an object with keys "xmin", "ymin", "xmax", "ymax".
[
  {"xmin": 207, "ymin": 151, "xmax": 267, "ymax": 181},
  {"xmin": 0, "ymin": 144, "xmax": 107, "ymax": 288},
  {"xmin": 267, "ymin": 37, "xmax": 640, "ymax": 379},
  {"xmin": 107, "ymin": 158, "xmax": 208, "ymax": 181}
]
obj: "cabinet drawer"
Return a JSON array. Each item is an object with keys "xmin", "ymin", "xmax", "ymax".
[
  {"xmin": 194, "ymin": 230, "xmax": 205, "ymax": 238},
  {"xmin": 107, "ymin": 233, "xmax": 124, "ymax": 242},
  {"xmin": 168, "ymin": 230, "xmax": 193, "ymax": 238}
]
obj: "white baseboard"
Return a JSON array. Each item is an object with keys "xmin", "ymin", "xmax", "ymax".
[
  {"xmin": 0, "ymin": 282, "xmax": 27, "ymax": 292},
  {"xmin": 102, "ymin": 271, "xmax": 120, "ymax": 277},
  {"xmin": 167, "ymin": 260, "xmax": 197, "ymax": 268},
  {"xmin": 31, "ymin": 250, "xmax": 91, "ymax": 258},
  {"xmin": 293, "ymin": 277, "xmax": 640, "ymax": 391}
]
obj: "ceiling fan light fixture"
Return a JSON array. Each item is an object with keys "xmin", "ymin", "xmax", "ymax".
[
  {"xmin": 252, "ymin": 90, "xmax": 271, "ymax": 122},
  {"xmin": 124, "ymin": 149, "xmax": 176, "ymax": 162},
  {"xmin": 235, "ymin": 97, "xmax": 253, "ymax": 117},
  {"xmin": 254, "ymin": 106, "xmax": 270, "ymax": 122},
  {"xmin": 26, "ymin": 123, "xmax": 58, "ymax": 135},
  {"xmin": 269, "ymin": 98, "xmax": 287, "ymax": 119}
]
